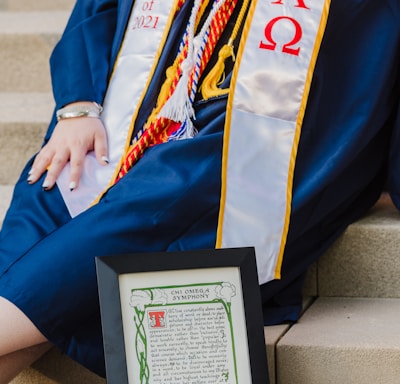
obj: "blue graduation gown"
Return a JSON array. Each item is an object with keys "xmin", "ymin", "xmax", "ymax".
[{"xmin": 0, "ymin": 0, "xmax": 399, "ymax": 377}]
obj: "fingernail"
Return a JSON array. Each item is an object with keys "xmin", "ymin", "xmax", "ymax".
[
  {"xmin": 28, "ymin": 168, "xmax": 34, "ymax": 176},
  {"xmin": 42, "ymin": 180, "xmax": 50, "ymax": 190},
  {"xmin": 69, "ymin": 181, "xmax": 76, "ymax": 191},
  {"xmin": 101, "ymin": 156, "xmax": 110, "ymax": 164},
  {"xmin": 27, "ymin": 175, "xmax": 34, "ymax": 183}
]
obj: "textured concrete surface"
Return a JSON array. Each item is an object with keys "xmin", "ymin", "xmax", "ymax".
[
  {"xmin": 264, "ymin": 324, "xmax": 291, "ymax": 384},
  {"xmin": 0, "ymin": 121, "xmax": 46, "ymax": 184},
  {"xmin": 318, "ymin": 194, "xmax": 400, "ymax": 298},
  {"xmin": 0, "ymin": 12, "xmax": 69, "ymax": 93},
  {"xmin": 0, "ymin": 93, "xmax": 53, "ymax": 184},
  {"xmin": 277, "ymin": 297, "xmax": 400, "ymax": 384},
  {"xmin": 0, "ymin": 11, "xmax": 69, "ymax": 33},
  {"xmin": 11, "ymin": 348, "xmax": 106, "ymax": 384},
  {"xmin": 0, "ymin": 0, "xmax": 74, "ymax": 11},
  {"xmin": 0, "ymin": 185, "xmax": 13, "ymax": 226},
  {"xmin": 264, "ymin": 298, "xmax": 315, "ymax": 384},
  {"xmin": 0, "ymin": 92, "xmax": 53, "ymax": 123}
]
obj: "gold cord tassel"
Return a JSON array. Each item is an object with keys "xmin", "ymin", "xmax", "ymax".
[
  {"xmin": 201, "ymin": 42, "xmax": 234, "ymax": 100},
  {"xmin": 201, "ymin": 0, "xmax": 250, "ymax": 100},
  {"xmin": 145, "ymin": 62, "xmax": 179, "ymax": 128}
]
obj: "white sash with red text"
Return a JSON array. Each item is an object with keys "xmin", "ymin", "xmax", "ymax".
[{"xmin": 216, "ymin": 0, "xmax": 331, "ymax": 284}]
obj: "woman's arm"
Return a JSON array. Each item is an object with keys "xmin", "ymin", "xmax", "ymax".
[{"xmin": 29, "ymin": 0, "xmax": 121, "ymax": 190}]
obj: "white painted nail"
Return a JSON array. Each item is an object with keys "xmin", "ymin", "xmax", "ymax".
[
  {"xmin": 69, "ymin": 181, "xmax": 77, "ymax": 191},
  {"xmin": 101, "ymin": 156, "xmax": 110, "ymax": 164},
  {"xmin": 42, "ymin": 180, "xmax": 50, "ymax": 190}
]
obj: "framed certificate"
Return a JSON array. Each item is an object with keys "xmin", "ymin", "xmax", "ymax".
[{"xmin": 96, "ymin": 247, "xmax": 269, "ymax": 383}]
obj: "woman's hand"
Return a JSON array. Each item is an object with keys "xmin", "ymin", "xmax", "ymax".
[{"xmin": 27, "ymin": 106, "xmax": 109, "ymax": 191}]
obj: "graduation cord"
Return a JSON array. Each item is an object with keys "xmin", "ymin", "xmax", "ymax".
[
  {"xmin": 201, "ymin": 0, "xmax": 250, "ymax": 99},
  {"xmin": 160, "ymin": 0, "xmax": 235, "ymax": 140},
  {"xmin": 115, "ymin": 0, "xmax": 238, "ymax": 182}
]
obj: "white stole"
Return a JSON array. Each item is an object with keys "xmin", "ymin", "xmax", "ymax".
[{"xmin": 216, "ymin": 0, "xmax": 331, "ymax": 284}]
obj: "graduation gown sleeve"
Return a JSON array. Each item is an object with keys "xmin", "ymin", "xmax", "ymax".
[{"xmin": 49, "ymin": 0, "xmax": 119, "ymax": 111}]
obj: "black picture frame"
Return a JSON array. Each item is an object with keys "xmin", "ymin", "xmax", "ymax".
[{"xmin": 96, "ymin": 247, "xmax": 269, "ymax": 383}]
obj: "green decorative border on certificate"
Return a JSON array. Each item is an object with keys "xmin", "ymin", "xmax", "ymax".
[
  {"xmin": 96, "ymin": 247, "xmax": 269, "ymax": 384},
  {"xmin": 129, "ymin": 282, "xmax": 238, "ymax": 383}
]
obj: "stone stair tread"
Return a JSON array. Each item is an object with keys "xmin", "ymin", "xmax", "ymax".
[
  {"xmin": 12, "ymin": 297, "xmax": 400, "ymax": 384},
  {"xmin": 279, "ymin": 297, "xmax": 400, "ymax": 347},
  {"xmin": 265, "ymin": 323, "xmax": 292, "ymax": 384},
  {"xmin": 0, "ymin": 93, "xmax": 53, "ymax": 184},
  {"xmin": 0, "ymin": 92, "xmax": 54, "ymax": 123},
  {"xmin": 0, "ymin": 12, "xmax": 67, "ymax": 94},
  {"xmin": 11, "ymin": 348, "xmax": 105, "ymax": 384},
  {"xmin": 0, "ymin": 0, "xmax": 74, "ymax": 12},
  {"xmin": 0, "ymin": 11, "xmax": 70, "ymax": 34},
  {"xmin": 0, "ymin": 185, "xmax": 13, "ymax": 222},
  {"xmin": 11, "ymin": 326, "xmax": 285, "ymax": 384},
  {"xmin": 276, "ymin": 297, "xmax": 400, "ymax": 384},
  {"xmin": 317, "ymin": 193, "xmax": 400, "ymax": 298}
]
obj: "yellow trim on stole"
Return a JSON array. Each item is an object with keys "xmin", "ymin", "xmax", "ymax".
[
  {"xmin": 216, "ymin": 0, "xmax": 331, "ymax": 280},
  {"xmin": 274, "ymin": 0, "xmax": 331, "ymax": 279}
]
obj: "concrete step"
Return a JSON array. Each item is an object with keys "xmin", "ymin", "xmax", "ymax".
[
  {"xmin": 8, "ymin": 325, "xmax": 285, "ymax": 384},
  {"xmin": 0, "ymin": 92, "xmax": 53, "ymax": 184},
  {"xmin": 276, "ymin": 297, "xmax": 400, "ymax": 384},
  {"xmin": 10, "ymin": 348, "xmax": 106, "ymax": 384},
  {"xmin": 315, "ymin": 193, "xmax": 400, "ymax": 298},
  {"xmin": 0, "ymin": 11, "xmax": 69, "ymax": 93},
  {"xmin": 0, "ymin": 0, "xmax": 74, "ymax": 11},
  {"xmin": 0, "ymin": 185, "xmax": 13, "ymax": 222}
]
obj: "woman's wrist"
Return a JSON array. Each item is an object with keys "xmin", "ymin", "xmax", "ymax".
[{"xmin": 56, "ymin": 101, "xmax": 103, "ymax": 122}]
